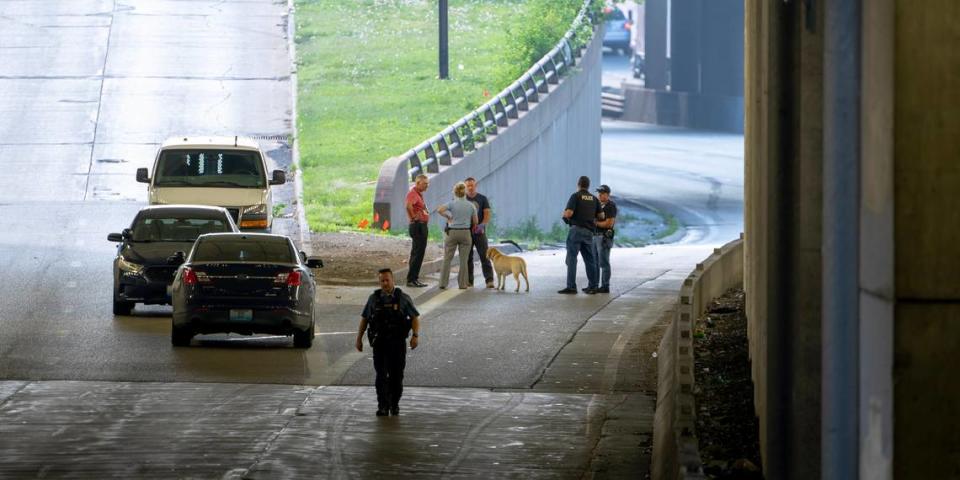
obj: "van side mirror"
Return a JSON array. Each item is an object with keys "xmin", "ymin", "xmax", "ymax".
[
  {"xmin": 269, "ymin": 170, "xmax": 286, "ymax": 185},
  {"xmin": 306, "ymin": 258, "xmax": 324, "ymax": 269},
  {"xmin": 107, "ymin": 233, "xmax": 123, "ymax": 242},
  {"xmin": 136, "ymin": 168, "xmax": 150, "ymax": 184}
]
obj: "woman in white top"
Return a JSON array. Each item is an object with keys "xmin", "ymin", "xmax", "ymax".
[{"xmin": 437, "ymin": 182, "xmax": 478, "ymax": 289}]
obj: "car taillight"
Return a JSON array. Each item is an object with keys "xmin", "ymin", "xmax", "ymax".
[
  {"xmin": 183, "ymin": 268, "xmax": 210, "ymax": 285},
  {"xmin": 183, "ymin": 267, "xmax": 198, "ymax": 285},
  {"xmin": 276, "ymin": 271, "xmax": 302, "ymax": 286},
  {"xmin": 624, "ymin": 21, "xmax": 632, "ymax": 30}
]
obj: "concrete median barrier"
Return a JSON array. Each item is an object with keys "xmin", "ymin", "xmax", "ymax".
[{"xmin": 652, "ymin": 236, "xmax": 744, "ymax": 480}]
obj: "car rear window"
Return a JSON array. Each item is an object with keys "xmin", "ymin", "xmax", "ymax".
[
  {"xmin": 192, "ymin": 239, "xmax": 295, "ymax": 264},
  {"xmin": 606, "ymin": 8, "xmax": 625, "ymax": 21},
  {"xmin": 154, "ymin": 149, "xmax": 265, "ymax": 188},
  {"xmin": 132, "ymin": 217, "xmax": 231, "ymax": 242}
]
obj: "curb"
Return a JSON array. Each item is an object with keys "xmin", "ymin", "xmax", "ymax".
[
  {"xmin": 286, "ymin": 0, "xmax": 311, "ymax": 252},
  {"xmin": 651, "ymin": 235, "xmax": 745, "ymax": 480}
]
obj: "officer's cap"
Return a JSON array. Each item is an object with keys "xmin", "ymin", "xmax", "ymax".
[{"xmin": 596, "ymin": 185, "xmax": 611, "ymax": 194}]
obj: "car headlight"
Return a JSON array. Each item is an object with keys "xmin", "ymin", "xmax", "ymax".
[
  {"xmin": 243, "ymin": 204, "xmax": 267, "ymax": 216},
  {"xmin": 117, "ymin": 256, "xmax": 144, "ymax": 275}
]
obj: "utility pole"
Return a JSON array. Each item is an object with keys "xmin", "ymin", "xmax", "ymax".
[{"xmin": 439, "ymin": 0, "xmax": 449, "ymax": 79}]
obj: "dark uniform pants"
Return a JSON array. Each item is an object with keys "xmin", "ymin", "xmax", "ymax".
[
  {"xmin": 373, "ymin": 338, "xmax": 407, "ymax": 409},
  {"xmin": 468, "ymin": 231, "xmax": 494, "ymax": 284}
]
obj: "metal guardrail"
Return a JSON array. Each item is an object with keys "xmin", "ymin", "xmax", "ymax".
[{"xmin": 402, "ymin": 0, "xmax": 598, "ymax": 181}]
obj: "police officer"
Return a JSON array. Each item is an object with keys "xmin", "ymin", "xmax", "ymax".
[
  {"xmin": 558, "ymin": 176, "xmax": 601, "ymax": 294},
  {"xmin": 592, "ymin": 185, "xmax": 617, "ymax": 293},
  {"xmin": 356, "ymin": 268, "xmax": 421, "ymax": 416}
]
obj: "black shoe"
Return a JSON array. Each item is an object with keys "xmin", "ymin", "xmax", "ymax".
[
  {"xmin": 558, "ymin": 288, "xmax": 578, "ymax": 294},
  {"xmin": 390, "ymin": 406, "xmax": 399, "ymax": 416},
  {"xmin": 584, "ymin": 288, "xmax": 598, "ymax": 295},
  {"xmin": 597, "ymin": 287, "xmax": 610, "ymax": 293},
  {"xmin": 406, "ymin": 280, "xmax": 427, "ymax": 288},
  {"xmin": 376, "ymin": 408, "xmax": 390, "ymax": 417}
]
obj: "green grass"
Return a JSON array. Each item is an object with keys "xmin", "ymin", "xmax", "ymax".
[{"xmin": 295, "ymin": 0, "xmax": 535, "ymax": 232}]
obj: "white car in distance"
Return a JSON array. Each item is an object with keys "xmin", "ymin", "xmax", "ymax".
[{"xmin": 137, "ymin": 136, "xmax": 285, "ymax": 231}]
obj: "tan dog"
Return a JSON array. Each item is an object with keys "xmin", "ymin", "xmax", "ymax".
[{"xmin": 487, "ymin": 247, "xmax": 530, "ymax": 292}]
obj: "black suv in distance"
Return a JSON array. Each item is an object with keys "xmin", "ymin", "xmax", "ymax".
[
  {"xmin": 169, "ymin": 233, "xmax": 323, "ymax": 348},
  {"xmin": 108, "ymin": 205, "xmax": 238, "ymax": 315}
]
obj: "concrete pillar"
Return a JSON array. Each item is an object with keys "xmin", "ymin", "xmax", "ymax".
[
  {"xmin": 644, "ymin": 0, "xmax": 668, "ymax": 89},
  {"xmin": 669, "ymin": 0, "xmax": 701, "ymax": 93},
  {"xmin": 859, "ymin": 0, "xmax": 894, "ymax": 477},
  {"xmin": 893, "ymin": 0, "xmax": 960, "ymax": 477},
  {"xmin": 744, "ymin": 1, "xmax": 823, "ymax": 478}
]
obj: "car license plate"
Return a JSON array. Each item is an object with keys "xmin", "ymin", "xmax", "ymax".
[{"xmin": 229, "ymin": 309, "xmax": 253, "ymax": 322}]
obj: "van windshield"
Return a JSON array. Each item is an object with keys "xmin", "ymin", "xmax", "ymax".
[{"xmin": 154, "ymin": 149, "xmax": 265, "ymax": 188}]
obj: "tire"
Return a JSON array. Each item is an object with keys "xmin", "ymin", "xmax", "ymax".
[
  {"xmin": 293, "ymin": 325, "xmax": 314, "ymax": 349},
  {"xmin": 171, "ymin": 323, "xmax": 193, "ymax": 347},
  {"xmin": 113, "ymin": 299, "xmax": 134, "ymax": 316}
]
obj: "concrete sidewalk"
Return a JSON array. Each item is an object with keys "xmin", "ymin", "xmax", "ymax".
[{"xmin": 0, "ymin": 245, "xmax": 710, "ymax": 478}]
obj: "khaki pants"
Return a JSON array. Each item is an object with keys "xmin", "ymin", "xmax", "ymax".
[{"xmin": 440, "ymin": 229, "xmax": 473, "ymax": 288}]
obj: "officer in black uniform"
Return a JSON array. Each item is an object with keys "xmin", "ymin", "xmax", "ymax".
[
  {"xmin": 559, "ymin": 176, "xmax": 601, "ymax": 294},
  {"xmin": 356, "ymin": 268, "xmax": 421, "ymax": 416}
]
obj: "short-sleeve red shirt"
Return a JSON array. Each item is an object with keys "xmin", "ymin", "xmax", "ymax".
[{"xmin": 406, "ymin": 187, "xmax": 429, "ymax": 223}]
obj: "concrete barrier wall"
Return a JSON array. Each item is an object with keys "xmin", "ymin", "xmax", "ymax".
[
  {"xmin": 653, "ymin": 237, "xmax": 744, "ymax": 480},
  {"xmin": 620, "ymin": 86, "xmax": 745, "ymax": 134},
  {"xmin": 375, "ymin": 29, "xmax": 602, "ymax": 233}
]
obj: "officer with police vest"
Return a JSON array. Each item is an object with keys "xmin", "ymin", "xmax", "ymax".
[
  {"xmin": 356, "ymin": 268, "xmax": 421, "ymax": 416},
  {"xmin": 558, "ymin": 176, "xmax": 601, "ymax": 294}
]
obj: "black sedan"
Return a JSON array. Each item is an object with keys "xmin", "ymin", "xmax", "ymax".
[
  {"xmin": 169, "ymin": 233, "xmax": 323, "ymax": 348},
  {"xmin": 108, "ymin": 205, "xmax": 238, "ymax": 315}
]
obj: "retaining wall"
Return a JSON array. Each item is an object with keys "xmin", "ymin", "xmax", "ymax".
[
  {"xmin": 652, "ymin": 236, "xmax": 744, "ymax": 480},
  {"xmin": 374, "ymin": 30, "xmax": 602, "ymax": 233}
]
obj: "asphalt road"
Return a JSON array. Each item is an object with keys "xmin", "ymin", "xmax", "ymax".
[
  {"xmin": 601, "ymin": 120, "xmax": 745, "ymax": 245},
  {"xmin": 0, "ymin": 1, "xmax": 742, "ymax": 387}
]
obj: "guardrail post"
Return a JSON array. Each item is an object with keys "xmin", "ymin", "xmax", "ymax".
[
  {"xmin": 523, "ymin": 76, "xmax": 540, "ymax": 103},
  {"xmin": 470, "ymin": 115, "xmax": 486, "ymax": 143},
  {"xmin": 546, "ymin": 56, "xmax": 561, "ymax": 84},
  {"xmin": 513, "ymin": 86, "xmax": 529, "ymax": 112},
  {"xmin": 423, "ymin": 144, "xmax": 439, "ymax": 174},
  {"xmin": 537, "ymin": 64, "xmax": 551, "ymax": 93},
  {"xmin": 503, "ymin": 91, "xmax": 519, "ymax": 119},
  {"xmin": 448, "ymin": 128, "xmax": 464, "ymax": 158},
  {"xmin": 436, "ymin": 136, "xmax": 452, "ymax": 166},
  {"xmin": 492, "ymin": 99, "xmax": 509, "ymax": 127},
  {"xmin": 407, "ymin": 151, "xmax": 423, "ymax": 182},
  {"xmin": 483, "ymin": 107, "xmax": 498, "ymax": 135}
]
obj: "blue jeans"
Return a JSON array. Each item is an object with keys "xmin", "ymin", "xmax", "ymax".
[
  {"xmin": 566, "ymin": 226, "xmax": 598, "ymax": 289},
  {"xmin": 593, "ymin": 235, "xmax": 612, "ymax": 288}
]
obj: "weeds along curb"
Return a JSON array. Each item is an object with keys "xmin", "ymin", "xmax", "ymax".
[{"xmin": 652, "ymin": 235, "xmax": 745, "ymax": 480}]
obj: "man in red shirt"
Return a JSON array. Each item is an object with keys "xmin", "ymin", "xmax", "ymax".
[{"xmin": 405, "ymin": 174, "xmax": 430, "ymax": 287}]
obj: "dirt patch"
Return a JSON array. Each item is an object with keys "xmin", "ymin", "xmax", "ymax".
[
  {"xmin": 694, "ymin": 288, "xmax": 764, "ymax": 479},
  {"xmin": 307, "ymin": 231, "xmax": 442, "ymax": 284}
]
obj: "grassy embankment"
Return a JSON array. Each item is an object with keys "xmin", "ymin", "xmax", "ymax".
[{"xmin": 294, "ymin": 0, "xmax": 589, "ymax": 234}]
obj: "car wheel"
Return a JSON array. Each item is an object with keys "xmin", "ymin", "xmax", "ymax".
[
  {"xmin": 113, "ymin": 299, "xmax": 134, "ymax": 316},
  {"xmin": 171, "ymin": 323, "xmax": 193, "ymax": 347},
  {"xmin": 293, "ymin": 325, "xmax": 314, "ymax": 349}
]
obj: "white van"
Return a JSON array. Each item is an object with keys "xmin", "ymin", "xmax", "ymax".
[{"xmin": 137, "ymin": 136, "xmax": 285, "ymax": 231}]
